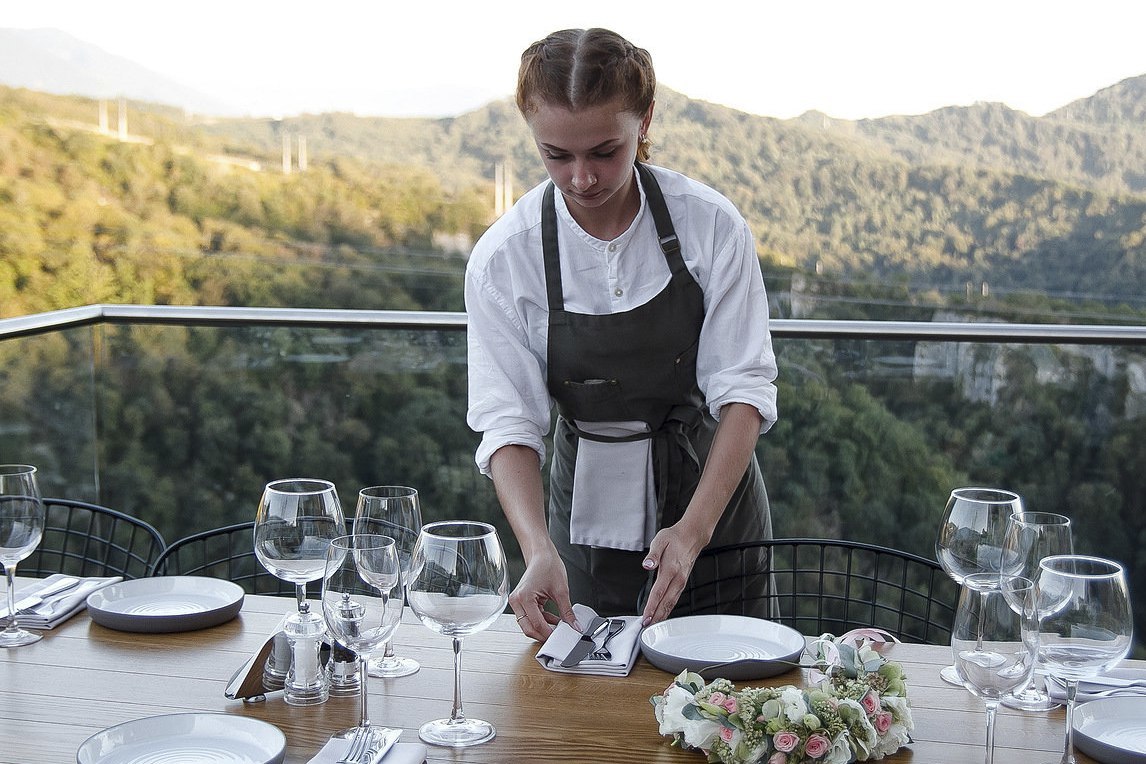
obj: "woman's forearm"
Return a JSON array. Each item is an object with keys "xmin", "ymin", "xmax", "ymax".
[
  {"xmin": 678, "ymin": 402, "xmax": 764, "ymax": 541},
  {"xmin": 488, "ymin": 444, "xmax": 554, "ymax": 562}
]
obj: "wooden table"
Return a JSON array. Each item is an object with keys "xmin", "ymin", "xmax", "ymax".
[{"xmin": 1, "ymin": 587, "xmax": 1127, "ymax": 764}]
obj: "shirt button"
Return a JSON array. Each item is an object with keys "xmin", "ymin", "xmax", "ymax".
[
  {"xmin": 613, "ymin": 288, "xmax": 623, "ymax": 297},
  {"xmin": 607, "ymin": 243, "xmax": 617, "ymax": 253}
]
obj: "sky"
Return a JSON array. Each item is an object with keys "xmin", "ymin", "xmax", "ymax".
[{"xmin": 3, "ymin": 0, "xmax": 1146, "ymax": 121}]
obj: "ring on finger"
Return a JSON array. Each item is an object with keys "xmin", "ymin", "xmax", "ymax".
[{"xmin": 515, "ymin": 613, "xmax": 528, "ymax": 621}]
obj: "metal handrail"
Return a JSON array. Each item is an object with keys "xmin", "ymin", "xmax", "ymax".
[{"xmin": 2, "ymin": 304, "xmax": 1146, "ymax": 345}]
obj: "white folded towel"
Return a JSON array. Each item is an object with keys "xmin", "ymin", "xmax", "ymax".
[
  {"xmin": 5, "ymin": 574, "xmax": 122, "ymax": 630},
  {"xmin": 1045, "ymin": 668, "xmax": 1146, "ymax": 701},
  {"xmin": 536, "ymin": 603, "xmax": 644, "ymax": 677},
  {"xmin": 570, "ymin": 419, "xmax": 656, "ymax": 551}
]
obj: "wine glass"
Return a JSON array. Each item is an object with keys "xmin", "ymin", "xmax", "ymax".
[
  {"xmin": 406, "ymin": 520, "xmax": 508, "ymax": 747},
  {"xmin": 1, "ymin": 465, "xmax": 45, "ymax": 649},
  {"xmin": 1035, "ymin": 555, "xmax": 1133, "ymax": 764},
  {"xmin": 353, "ymin": 486, "xmax": 422, "ymax": 678},
  {"xmin": 320, "ymin": 534, "xmax": 404, "ymax": 751},
  {"xmin": 999, "ymin": 511, "xmax": 1073, "ymax": 711},
  {"xmin": 253, "ymin": 477, "xmax": 346, "ymax": 705},
  {"xmin": 935, "ymin": 486, "xmax": 1023, "ymax": 685},
  {"xmin": 952, "ymin": 573, "xmax": 1037, "ymax": 764}
]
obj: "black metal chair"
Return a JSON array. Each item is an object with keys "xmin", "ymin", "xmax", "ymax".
[
  {"xmin": 152, "ymin": 522, "xmax": 303, "ymax": 596},
  {"xmin": 681, "ymin": 538, "xmax": 959, "ymax": 645},
  {"xmin": 22, "ymin": 498, "xmax": 167, "ymax": 580}
]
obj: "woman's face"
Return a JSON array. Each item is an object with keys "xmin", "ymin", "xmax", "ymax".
[{"xmin": 526, "ymin": 97, "xmax": 653, "ymax": 227}]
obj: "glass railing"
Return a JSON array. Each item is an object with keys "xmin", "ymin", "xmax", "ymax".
[{"xmin": 3, "ymin": 305, "xmax": 1145, "ymax": 654}]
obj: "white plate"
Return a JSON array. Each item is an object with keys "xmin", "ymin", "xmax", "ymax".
[
  {"xmin": 76, "ymin": 713, "xmax": 285, "ymax": 764},
  {"xmin": 86, "ymin": 576, "xmax": 245, "ymax": 633},
  {"xmin": 640, "ymin": 614, "xmax": 805, "ymax": 680},
  {"xmin": 1073, "ymin": 697, "xmax": 1146, "ymax": 764}
]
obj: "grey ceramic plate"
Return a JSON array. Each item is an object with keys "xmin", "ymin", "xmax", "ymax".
[
  {"xmin": 86, "ymin": 576, "xmax": 244, "ymax": 633},
  {"xmin": 77, "ymin": 713, "xmax": 284, "ymax": 764},
  {"xmin": 1073, "ymin": 697, "xmax": 1146, "ymax": 764},
  {"xmin": 640, "ymin": 614, "xmax": 805, "ymax": 680}
]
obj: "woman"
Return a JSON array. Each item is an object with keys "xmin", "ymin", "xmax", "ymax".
[{"xmin": 465, "ymin": 28, "xmax": 778, "ymax": 640}]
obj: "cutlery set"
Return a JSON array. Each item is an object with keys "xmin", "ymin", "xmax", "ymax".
[
  {"xmin": 0, "ymin": 575, "xmax": 80, "ymax": 619},
  {"xmin": 560, "ymin": 617, "xmax": 626, "ymax": 667}
]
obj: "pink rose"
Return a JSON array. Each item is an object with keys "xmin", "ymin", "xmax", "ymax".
[
  {"xmin": 720, "ymin": 726, "xmax": 736, "ymax": 743},
  {"xmin": 875, "ymin": 711, "xmax": 893, "ymax": 734},
  {"xmin": 773, "ymin": 731, "xmax": 800, "ymax": 753},
  {"xmin": 860, "ymin": 690, "xmax": 880, "ymax": 715},
  {"xmin": 721, "ymin": 696, "xmax": 739, "ymax": 714},
  {"xmin": 768, "ymin": 754, "xmax": 788, "ymax": 764},
  {"xmin": 805, "ymin": 733, "xmax": 831, "ymax": 759},
  {"xmin": 708, "ymin": 691, "xmax": 727, "ymax": 706}
]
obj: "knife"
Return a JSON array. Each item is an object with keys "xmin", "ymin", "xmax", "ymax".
[
  {"xmin": 560, "ymin": 616, "xmax": 610, "ymax": 668},
  {"xmin": 0, "ymin": 576, "xmax": 80, "ymax": 619}
]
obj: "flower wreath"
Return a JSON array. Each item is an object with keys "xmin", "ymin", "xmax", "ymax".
[{"xmin": 651, "ymin": 629, "xmax": 914, "ymax": 764}]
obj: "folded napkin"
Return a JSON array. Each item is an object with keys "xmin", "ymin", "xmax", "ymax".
[
  {"xmin": 570, "ymin": 419, "xmax": 655, "ymax": 551},
  {"xmin": 536, "ymin": 603, "xmax": 644, "ymax": 677},
  {"xmin": 307, "ymin": 737, "xmax": 426, "ymax": 764},
  {"xmin": 5, "ymin": 574, "xmax": 122, "ymax": 630},
  {"xmin": 1046, "ymin": 668, "xmax": 1146, "ymax": 702}
]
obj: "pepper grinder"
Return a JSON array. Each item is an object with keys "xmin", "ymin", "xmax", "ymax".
[
  {"xmin": 262, "ymin": 630, "xmax": 291, "ymax": 691},
  {"xmin": 327, "ymin": 640, "xmax": 360, "ymax": 697},
  {"xmin": 283, "ymin": 601, "xmax": 329, "ymax": 706}
]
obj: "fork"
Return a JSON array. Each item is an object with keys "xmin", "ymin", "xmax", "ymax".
[
  {"xmin": 588, "ymin": 619, "xmax": 625, "ymax": 661},
  {"xmin": 336, "ymin": 727, "xmax": 371, "ymax": 764}
]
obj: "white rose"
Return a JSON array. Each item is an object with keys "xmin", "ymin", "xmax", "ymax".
[{"xmin": 779, "ymin": 687, "xmax": 808, "ymax": 723}]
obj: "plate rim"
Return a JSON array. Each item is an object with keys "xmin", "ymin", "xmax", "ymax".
[
  {"xmin": 1073, "ymin": 696, "xmax": 1146, "ymax": 763},
  {"xmin": 639, "ymin": 614, "xmax": 806, "ymax": 680},
  {"xmin": 85, "ymin": 575, "xmax": 245, "ymax": 633},
  {"xmin": 76, "ymin": 711, "xmax": 286, "ymax": 764}
]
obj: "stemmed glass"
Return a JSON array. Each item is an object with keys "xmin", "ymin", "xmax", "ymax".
[
  {"xmin": 1035, "ymin": 555, "xmax": 1133, "ymax": 764},
  {"xmin": 999, "ymin": 511, "xmax": 1073, "ymax": 711},
  {"xmin": 952, "ymin": 573, "xmax": 1037, "ymax": 764},
  {"xmin": 320, "ymin": 534, "xmax": 405, "ymax": 752},
  {"xmin": 353, "ymin": 486, "xmax": 422, "ymax": 678},
  {"xmin": 406, "ymin": 521, "xmax": 508, "ymax": 747},
  {"xmin": 935, "ymin": 486, "xmax": 1023, "ymax": 685},
  {"xmin": 1, "ymin": 465, "xmax": 45, "ymax": 648},
  {"xmin": 254, "ymin": 477, "xmax": 345, "ymax": 705}
]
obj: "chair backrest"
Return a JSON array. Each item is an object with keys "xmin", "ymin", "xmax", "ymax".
[
  {"xmin": 681, "ymin": 538, "xmax": 959, "ymax": 645},
  {"xmin": 152, "ymin": 522, "xmax": 308, "ymax": 596},
  {"xmin": 22, "ymin": 498, "xmax": 167, "ymax": 580}
]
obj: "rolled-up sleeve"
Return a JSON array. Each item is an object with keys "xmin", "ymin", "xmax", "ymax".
[
  {"xmin": 465, "ymin": 260, "xmax": 552, "ymax": 475},
  {"xmin": 695, "ymin": 219, "xmax": 778, "ymax": 433}
]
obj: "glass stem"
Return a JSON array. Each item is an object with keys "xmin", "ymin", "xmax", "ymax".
[
  {"xmin": 976, "ymin": 589, "xmax": 987, "ymax": 650},
  {"xmin": 983, "ymin": 700, "xmax": 998, "ymax": 764},
  {"xmin": 449, "ymin": 637, "xmax": 467, "ymax": 724},
  {"xmin": 358, "ymin": 654, "xmax": 371, "ymax": 729},
  {"xmin": 295, "ymin": 583, "xmax": 308, "ymax": 614},
  {"xmin": 1060, "ymin": 680, "xmax": 1078, "ymax": 764},
  {"xmin": 3, "ymin": 564, "xmax": 17, "ymax": 633}
]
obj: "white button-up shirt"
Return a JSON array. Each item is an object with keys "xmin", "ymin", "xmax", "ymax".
[{"xmin": 465, "ymin": 164, "xmax": 778, "ymax": 474}]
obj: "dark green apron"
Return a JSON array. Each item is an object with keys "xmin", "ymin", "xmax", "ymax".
[{"xmin": 543, "ymin": 163, "xmax": 772, "ymax": 616}]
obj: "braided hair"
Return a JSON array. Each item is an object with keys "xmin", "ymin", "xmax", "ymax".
[{"xmin": 517, "ymin": 28, "xmax": 656, "ymax": 161}]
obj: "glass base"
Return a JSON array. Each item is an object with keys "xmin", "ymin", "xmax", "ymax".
[
  {"xmin": 940, "ymin": 664, "xmax": 964, "ymax": 686},
  {"xmin": 368, "ymin": 655, "xmax": 420, "ymax": 678},
  {"xmin": 1003, "ymin": 677, "xmax": 1061, "ymax": 711},
  {"xmin": 0, "ymin": 626, "xmax": 42, "ymax": 648},
  {"xmin": 284, "ymin": 682, "xmax": 329, "ymax": 706},
  {"xmin": 419, "ymin": 717, "xmax": 495, "ymax": 747}
]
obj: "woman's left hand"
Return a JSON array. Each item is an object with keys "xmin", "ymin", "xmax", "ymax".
[{"xmin": 639, "ymin": 518, "xmax": 709, "ymax": 626}]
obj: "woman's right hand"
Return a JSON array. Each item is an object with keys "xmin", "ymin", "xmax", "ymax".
[{"xmin": 508, "ymin": 546, "xmax": 578, "ymax": 641}]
